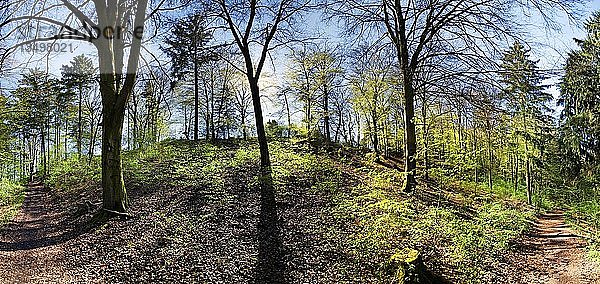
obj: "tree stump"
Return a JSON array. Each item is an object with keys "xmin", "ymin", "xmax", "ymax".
[{"xmin": 388, "ymin": 248, "xmax": 444, "ymax": 284}]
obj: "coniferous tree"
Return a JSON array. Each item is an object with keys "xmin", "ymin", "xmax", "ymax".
[
  {"xmin": 501, "ymin": 41, "xmax": 552, "ymax": 204},
  {"xmin": 61, "ymin": 55, "xmax": 96, "ymax": 160},
  {"xmin": 163, "ymin": 13, "xmax": 213, "ymax": 141},
  {"xmin": 559, "ymin": 12, "xmax": 600, "ymax": 181}
]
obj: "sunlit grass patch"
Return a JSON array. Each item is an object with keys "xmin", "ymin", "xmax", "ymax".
[
  {"xmin": 0, "ymin": 179, "xmax": 25, "ymax": 225},
  {"xmin": 327, "ymin": 159, "xmax": 536, "ymax": 283},
  {"xmin": 48, "ymin": 157, "xmax": 101, "ymax": 192}
]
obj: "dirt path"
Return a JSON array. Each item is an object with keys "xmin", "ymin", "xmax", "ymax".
[
  {"xmin": 515, "ymin": 209, "xmax": 600, "ymax": 284},
  {"xmin": 0, "ymin": 183, "xmax": 72, "ymax": 283}
]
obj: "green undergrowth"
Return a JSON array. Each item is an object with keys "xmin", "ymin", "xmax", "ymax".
[
  {"xmin": 0, "ymin": 178, "xmax": 25, "ymax": 225},
  {"xmin": 330, "ymin": 162, "xmax": 535, "ymax": 283},
  {"xmin": 48, "ymin": 157, "xmax": 101, "ymax": 192},
  {"xmin": 46, "ymin": 139, "xmax": 338, "ymax": 195},
  {"xmin": 122, "ymin": 140, "xmax": 229, "ymax": 189}
]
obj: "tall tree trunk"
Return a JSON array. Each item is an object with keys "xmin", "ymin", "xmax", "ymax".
[
  {"xmin": 356, "ymin": 112, "xmax": 361, "ymax": 147},
  {"xmin": 211, "ymin": 80, "xmax": 216, "ymax": 141},
  {"xmin": 19, "ymin": 136, "xmax": 24, "ymax": 180},
  {"xmin": 249, "ymin": 78, "xmax": 271, "ymax": 171},
  {"xmin": 205, "ymin": 87, "xmax": 210, "ymax": 141},
  {"xmin": 101, "ymin": 105, "xmax": 128, "ymax": 212},
  {"xmin": 422, "ymin": 100, "xmax": 429, "ymax": 179},
  {"xmin": 336, "ymin": 106, "xmax": 343, "ymax": 143},
  {"xmin": 284, "ymin": 93, "xmax": 291, "ymax": 139},
  {"xmin": 194, "ymin": 45, "xmax": 199, "ymax": 140},
  {"xmin": 95, "ymin": 0, "xmax": 147, "ymax": 213},
  {"xmin": 525, "ymin": 142, "xmax": 532, "ymax": 205},
  {"xmin": 40, "ymin": 127, "xmax": 46, "ymax": 178},
  {"xmin": 372, "ymin": 109, "xmax": 379, "ymax": 156},
  {"xmin": 55, "ymin": 120, "xmax": 59, "ymax": 161},
  {"xmin": 473, "ymin": 121, "xmax": 478, "ymax": 183},
  {"xmin": 46, "ymin": 121, "xmax": 50, "ymax": 175},
  {"xmin": 126, "ymin": 108, "xmax": 131, "ymax": 150},
  {"xmin": 78, "ymin": 85, "xmax": 83, "ymax": 159},
  {"xmin": 183, "ymin": 105, "xmax": 188, "ymax": 139},
  {"xmin": 323, "ymin": 84, "xmax": 330, "ymax": 143},
  {"xmin": 28, "ymin": 138, "xmax": 34, "ymax": 181},
  {"xmin": 64, "ymin": 118, "xmax": 68, "ymax": 160},
  {"xmin": 88, "ymin": 114, "xmax": 95, "ymax": 164},
  {"xmin": 403, "ymin": 78, "xmax": 417, "ymax": 192},
  {"xmin": 306, "ymin": 99, "xmax": 312, "ymax": 135},
  {"xmin": 131, "ymin": 93, "xmax": 138, "ymax": 149},
  {"xmin": 487, "ymin": 120, "xmax": 493, "ymax": 191},
  {"xmin": 395, "ymin": 115, "xmax": 400, "ymax": 153},
  {"xmin": 241, "ymin": 113, "xmax": 247, "ymax": 140},
  {"xmin": 514, "ymin": 154, "xmax": 521, "ymax": 193},
  {"xmin": 508, "ymin": 153, "xmax": 513, "ymax": 185},
  {"xmin": 522, "ymin": 112, "xmax": 532, "ymax": 205}
]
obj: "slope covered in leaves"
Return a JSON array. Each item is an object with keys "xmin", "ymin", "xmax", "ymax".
[{"xmin": 1, "ymin": 140, "xmax": 550, "ymax": 283}]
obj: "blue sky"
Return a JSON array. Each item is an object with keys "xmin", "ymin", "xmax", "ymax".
[{"xmin": 3, "ymin": 1, "xmax": 600, "ymax": 131}]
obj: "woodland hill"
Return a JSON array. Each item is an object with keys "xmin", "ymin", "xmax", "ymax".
[
  {"xmin": 1, "ymin": 0, "xmax": 600, "ymax": 283},
  {"xmin": 0, "ymin": 140, "xmax": 598, "ymax": 283}
]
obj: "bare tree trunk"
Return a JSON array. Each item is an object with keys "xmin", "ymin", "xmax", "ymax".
[
  {"xmin": 40, "ymin": 127, "xmax": 46, "ymax": 178},
  {"xmin": 525, "ymin": 142, "xmax": 532, "ymax": 205},
  {"xmin": 514, "ymin": 155, "xmax": 521, "ymax": 193},
  {"xmin": 323, "ymin": 84, "xmax": 331, "ymax": 143},
  {"xmin": 183, "ymin": 105, "xmax": 188, "ymax": 139},
  {"xmin": 88, "ymin": 114, "xmax": 95, "ymax": 164},
  {"xmin": 241, "ymin": 114, "xmax": 247, "ymax": 140},
  {"xmin": 422, "ymin": 99, "xmax": 430, "ymax": 179},
  {"xmin": 131, "ymin": 92, "xmax": 138, "ymax": 149},
  {"xmin": 95, "ymin": 0, "xmax": 147, "ymax": 212},
  {"xmin": 487, "ymin": 119, "xmax": 493, "ymax": 191},
  {"xmin": 356, "ymin": 112, "xmax": 361, "ymax": 147},
  {"xmin": 509, "ymin": 153, "xmax": 513, "ymax": 186},
  {"xmin": 55, "ymin": 120, "xmax": 59, "ymax": 161},
  {"xmin": 473, "ymin": 121, "xmax": 478, "ymax": 183},
  {"xmin": 284, "ymin": 93, "xmax": 291, "ymax": 139},
  {"xmin": 335, "ymin": 106, "xmax": 343, "ymax": 143},
  {"xmin": 522, "ymin": 112, "xmax": 532, "ymax": 205},
  {"xmin": 126, "ymin": 108, "xmax": 131, "ymax": 150},
  {"xmin": 306, "ymin": 98, "xmax": 312, "ymax": 135},
  {"xmin": 249, "ymin": 78, "xmax": 271, "ymax": 171},
  {"xmin": 205, "ymin": 87, "xmax": 210, "ymax": 141},
  {"xmin": 64, "ymin": 118, "xmax": 68, "ymax": 160},
  {"xmin": 78, "ymin": 85, "xmax": 83, "ymax": 159},
  {"xmin": 211, "ymin": 74, "xmax": 216, "ymax": 141},
  {"xmin": 101, "ymin": 104, "xmax": 128, "ymax": 212},
  {"xmin": 372, "ymin": 109, "xmax": 379, "ymax": 156},
  {"xmin": 403, "ymin": 78, "xmax": 417, "ymax": 192},
  {"xmin": 194, "ymin": 44, "xmax": 199, "ymax": 141}
]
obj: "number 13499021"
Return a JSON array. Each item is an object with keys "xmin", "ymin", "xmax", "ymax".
[{"xmin": 20, "ymin": 42, "xmax": 75, "ymax": 53}]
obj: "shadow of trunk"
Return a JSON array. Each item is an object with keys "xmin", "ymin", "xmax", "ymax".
[{"xmin": 255, "ymin": 168, "xmax": 285, "ymax": 284}]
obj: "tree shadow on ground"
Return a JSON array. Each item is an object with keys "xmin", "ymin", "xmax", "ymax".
[
  {"xmin": 254, "ymin": 170, "xmax": 285, "ymax": 284},
  {"xmin": 418, "ymin": 179, "xmax": 477, "ymax": 220}
]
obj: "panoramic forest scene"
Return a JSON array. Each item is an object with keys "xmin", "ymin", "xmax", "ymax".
[{"xmin": 3, "ymin": 0, "xmax": 600, "ymax": 283}]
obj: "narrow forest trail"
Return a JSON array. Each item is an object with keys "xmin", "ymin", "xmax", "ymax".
[
  {"xmin": 514, "ymin": 209, "xmax": 600, "ymax": 284},
  {"xmin": 0, "ymin": 183, "xmax": 71, "ymax": 283}
]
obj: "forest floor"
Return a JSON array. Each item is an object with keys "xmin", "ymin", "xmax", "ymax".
[{"xmin": 0, "ymin": 141, "xmax": 599, "ymax": 283}]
